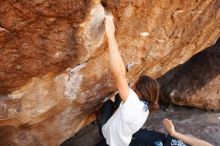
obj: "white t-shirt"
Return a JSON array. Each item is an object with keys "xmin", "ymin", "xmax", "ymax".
[{"xmin": 102, "ymin": 88, "xmax": 149, "ymax": 146}]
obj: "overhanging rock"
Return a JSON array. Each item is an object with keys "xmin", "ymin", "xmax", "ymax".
[{"xmin": 0, "ymin": 0, "xmax": 219, "ymax": 145}]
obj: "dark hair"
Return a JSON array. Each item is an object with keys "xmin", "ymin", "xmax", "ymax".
[{"xmin": 135, "ymin": 75, "xmax": 160, "ymax": 111}]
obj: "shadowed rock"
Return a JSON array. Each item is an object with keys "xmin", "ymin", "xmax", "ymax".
[{"xmin": 159, "ymin": 39, "xmax": 220, "ymax": 110}]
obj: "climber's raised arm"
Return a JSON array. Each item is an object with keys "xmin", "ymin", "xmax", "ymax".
[{"xmin": 104, "ymin": 15, "xmax": 128, "ymax": 102}]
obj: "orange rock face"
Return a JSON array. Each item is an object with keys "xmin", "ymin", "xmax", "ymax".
[
  {"xmin": 0, "ymin": 0, "xmax": 219, "ymax": 145},
  {"xmin": 0, "ymin": 0, "xmax": 93, "ymax": 94}
]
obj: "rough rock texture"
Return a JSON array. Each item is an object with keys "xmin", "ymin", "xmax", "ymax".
[
  {"xmin": 159, "ymin": 39, "xmax": 220, "ymax": 110},
  {"xmin": 0, "ymin": 0, "xmax": 220, "ymax": 145},
  {"xmin": 0, "ymin": 0, "xmax": 103, "ymax": 94}
]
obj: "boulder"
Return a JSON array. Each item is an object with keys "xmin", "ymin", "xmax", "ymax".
[
  {"xmin": 159, "ymin": 39, "xmax": 220, "ymax": 110},
  {"xmin": 0, "ymin": 0, "xmax": 219, "ymax": 145}
]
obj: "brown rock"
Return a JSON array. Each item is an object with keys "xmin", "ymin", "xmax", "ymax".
[
  {"xmin": 0, "ymin": 0, "xmax": 93, "ymax": 94},
  {"xmin": 159, "ymin": 39, "xmax": 220, "ymax": 110},
  {"xmin": 0, "ymin": 0, "xmax": 219, "ymax": 145}
]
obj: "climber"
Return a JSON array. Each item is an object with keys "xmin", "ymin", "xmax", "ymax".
[
  {"xmin": 96, "ymin": 12, "xmax": 213, "ymax": 146},
  {"xmin": 96, "ymin": 13, "xmax": 160, "ymax": 146}
]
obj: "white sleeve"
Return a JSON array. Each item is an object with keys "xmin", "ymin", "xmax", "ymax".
[{"xmin": 121, "ymin": 88, "xmax": 145, "ymax": 122}]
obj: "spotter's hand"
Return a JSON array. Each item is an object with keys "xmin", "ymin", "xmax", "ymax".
[{"xmin": 163, "ymin": 118, "xmax": 176, "ymax": 136}]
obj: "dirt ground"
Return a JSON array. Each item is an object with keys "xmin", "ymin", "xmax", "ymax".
[{"xmin": 61, "ymin": 105, "xmax": 220, "ymax": 146}]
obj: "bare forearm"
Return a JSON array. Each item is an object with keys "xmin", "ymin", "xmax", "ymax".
[
  {"xmin": 172, "ymin": 131, "xmax": 213, "ymax": 146},
  {"xmin": 104, "ymin": 15, "xmax": 128, "ymax": 101},
  {"xmin": 107, "ymin": 36, "xmax": 126, "ymax": 77},
  {"xmin": 107, "ymin": 35, "xmax": 128, "ymax": 101}
]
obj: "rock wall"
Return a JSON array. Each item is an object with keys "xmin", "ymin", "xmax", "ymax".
[
  {"xmin": 0, "ymin": 0, "xmax": 219, "ymax": 145},
  {"xmin": 159, "ymin": 39, "xmax": 220, "ymax": 111}
]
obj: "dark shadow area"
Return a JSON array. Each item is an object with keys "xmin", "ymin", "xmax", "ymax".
[{"xmin": 158, "ymin": 39, "xmax": 220, "ymax": 104}]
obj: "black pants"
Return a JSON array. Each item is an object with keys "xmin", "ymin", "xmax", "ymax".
[
  {"xmin": 96, "ymin": 94, "xmax": 119, "ymax": 146},
  {"xmin": 96, "ymin": 94, "xmax": 188, "ymax": 146},
  {"xmin": 97, "ymin": 93, "xmax": 122, "ymax": 137}
]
